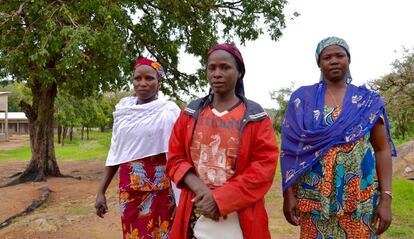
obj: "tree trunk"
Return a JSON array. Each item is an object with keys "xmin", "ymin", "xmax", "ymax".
[
  {"xmin": 86, "ymin": 127, "xmax": 90, "ymax": 140},
  {"xmin": 12, "ymin": 82, "xmax": 62, "ymax": 184},
  {"xmin": 69, "ymin": 127, "xmax": 73, "ymax": 141},
  {"xmin": 61, "ymin": 127, "xmax": 67, "ymax": 146},
  {"xmin": 57, "ymin": 125, "xmax": 62, "ymax": 144},
  {"xmin": 81, "ymin": 126, "xmax": 84, "ymax": 140}
]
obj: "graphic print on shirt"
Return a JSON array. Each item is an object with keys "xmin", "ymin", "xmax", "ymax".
[{"xmin": 190, "ymin": 104, "xmax": 245, "ymax": 188}]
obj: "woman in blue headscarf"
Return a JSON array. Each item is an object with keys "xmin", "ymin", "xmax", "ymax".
[{"xmin": 280, "ymin": 36, "xmax": 396, "ymax": 239}]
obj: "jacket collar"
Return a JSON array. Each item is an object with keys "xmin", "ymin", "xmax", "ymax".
[{"xmin": 184, "ymin": 94, "xmax": 267, "ymax": 122}]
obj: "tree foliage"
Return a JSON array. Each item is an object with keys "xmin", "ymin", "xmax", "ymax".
[
  {"xmin": 54, "ymin": 91, "xmax": 127, "ymax": 143},
  {"xmin": 269, "ymin": 83, "xmax": 294, "ymax": 133},
  {"xmin": 0, "ymin": 0, "xmax": 288, "ymax": 183},
  {"xmin": 123, "ymin": 0, "xmax": 289, "ymax": 96},
  {"xmin": 369, "ymin": 48, "xmax": 414, "ymax": 139},
  {"xmin": 1, "ymin": 1, "xmax": 131, "ymax": 96}
]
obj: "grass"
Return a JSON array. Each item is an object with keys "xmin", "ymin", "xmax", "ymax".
[
  {"xmin": 393, "ymin": 133, "xmax": 414, "ymax": 146},
  {"xmin": 393, "ymin": 137, "xmax": 414, "ymax": 146},
  {"xmin": 0, "ymin": 131, "xmax": 111, "ymax": 162},
  {"xmin": 385, "ymin": 178, "xmax": 414, "ymax": 238},
  {"xmin": 0, "ymin": 146, "xmax": 32, "ymax": 160}
]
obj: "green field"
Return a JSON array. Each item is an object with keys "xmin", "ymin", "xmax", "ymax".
[
  {"xmin": 0, "ymin": 131, "xmax": 111, "ymax": 161},
  {"xmin": 385, "ymin": 178, "xmax": 414, "ymax": 238}
]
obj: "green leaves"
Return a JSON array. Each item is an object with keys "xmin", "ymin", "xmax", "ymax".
[
  {"xmin": 1, "ymin": 0, "xmax": 288, "ymax": 98},
  {"xmin": 0, "ymin": 0, "xmax": 289, "ymax": 175},
  {"xmin": 369, "ymin": 48, "xmax": 414, "ymax": 140},
  {"xmin": 270, "ymin": 82, "xmax": 294, "ymax": 132}
]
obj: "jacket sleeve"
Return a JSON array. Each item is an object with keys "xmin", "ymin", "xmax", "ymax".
[
  {"xmin": 166, "ymin": 111, "xmax": 194, "ymax": 188},
  {"xmin": 212, "ymin": 117, "xmax": 279, "ymax": 215}
]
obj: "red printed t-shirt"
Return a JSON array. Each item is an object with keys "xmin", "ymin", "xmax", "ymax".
[{"xmin": 190, "ymin": 102, "xmax": 245, "ymax": 188}]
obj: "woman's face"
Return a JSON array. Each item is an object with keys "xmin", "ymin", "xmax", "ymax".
[
  {"xmin": 133, "ymin": 65, "xmax": 160, "ymax": 104},
  {"xmin": 207, "ymin": 50, "xmax": 240, "ymax": 96},
  {"xmin": 319, "ymin": 45, "xmax": 350, "ymax": 83}
]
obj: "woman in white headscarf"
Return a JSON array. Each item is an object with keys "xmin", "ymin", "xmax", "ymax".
[{"xmin": 95, "ymin": 57, "xmax": 180, "ymax": 239}]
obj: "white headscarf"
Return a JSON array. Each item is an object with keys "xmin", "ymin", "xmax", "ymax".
[{"xmin": 105, "ymin": 97, "xmax": 180, "ymax": 166}]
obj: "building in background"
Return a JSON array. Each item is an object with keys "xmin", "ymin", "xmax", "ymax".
[
  {"xmin": 0, "ymin": 92, "xmax": 10, "ymax": 141},
  {"xmin": 0, "ymin": 112, "xmax": 29, "ymax": 136}
]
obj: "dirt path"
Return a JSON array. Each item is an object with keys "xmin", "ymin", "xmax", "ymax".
[{"xmin": 0, "ymin": 159, "xmax": 299, "ymax": 239}]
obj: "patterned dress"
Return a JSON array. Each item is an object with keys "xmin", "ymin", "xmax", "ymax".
[
  {"xmin": 118, "ymin": 154, "xmax": 175, "ymax": 239},
  {"xmin": 296, "ymin": 106, "xmax": 379, "ymax": 239}
]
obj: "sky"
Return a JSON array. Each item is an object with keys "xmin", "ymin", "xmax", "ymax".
[{"xmin": 178, "ymin": 0, "xmax": 414, "ymax": 109}]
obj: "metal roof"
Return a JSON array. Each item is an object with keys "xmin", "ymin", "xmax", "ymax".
[{"xmin": 0, "ymin": 112, "xmax": 28, "ymax": 120}]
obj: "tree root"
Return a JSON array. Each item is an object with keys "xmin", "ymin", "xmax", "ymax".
[
  {"xmin": 0, "ymin": 187, "xmax": 51, "ymax": 229},
  {"xmin": 61, "ymin": 174, "xmax": 82, "ymax": 180},
  {"xmin": 8, "ymin": 172, "xmax": 22, "ymax": 178},
  {"xmin": 0, "ymin": 173, "xmax": 81, "ymax": 188}
]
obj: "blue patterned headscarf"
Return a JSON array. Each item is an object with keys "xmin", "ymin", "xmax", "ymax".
[
  {"xmin": 280, "ymin": 37, "xmax": 397, "ymax": 191},
  {"xmin": 315, "ymin": 36, "xmax": 352, "ymax": 83}
]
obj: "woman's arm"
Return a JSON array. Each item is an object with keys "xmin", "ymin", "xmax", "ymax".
[
  {"xmin": 370, "ymin": 119, "xmax": 392, "ymax": 235},
  {"xmin": 166, "ymin": 112, "xmax": 194, "ymax": 186},
  {"xmin": 95, "ymin": 165, "xmax": 119, "ymax": 218}
]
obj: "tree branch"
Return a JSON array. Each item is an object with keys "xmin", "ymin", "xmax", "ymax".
[{"xmin": 19, "ymin": 101, "xmax": 37, "ymax": 122}]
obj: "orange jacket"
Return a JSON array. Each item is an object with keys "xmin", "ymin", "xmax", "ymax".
[{"xmin": 166, "ymin": 96, "xmax": 279, "ymax": 239}]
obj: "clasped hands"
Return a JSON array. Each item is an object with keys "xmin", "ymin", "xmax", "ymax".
[
  {"xmin": 184, "ymin": 171, "xmax": 223, "ymax": 221},
  {"xmin": 192, "ymin": 186, "xmax": 222, "ymax": 221}
]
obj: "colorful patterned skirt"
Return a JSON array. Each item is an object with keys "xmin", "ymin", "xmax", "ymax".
[
  {"xmin": 299, "ymin": 212, "xmax": 378, "ymax": 239},
  {"xmin": 118, "ymin": 154, "xmax": 175, "ymax": 239}
]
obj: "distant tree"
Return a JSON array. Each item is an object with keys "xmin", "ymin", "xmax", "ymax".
[
  {"xmin": 269, "ymin": 83, "xmax": 294, "ymax": 133},
  {"xmin": 0, "ymin": 1, "xmax": 289, "ymax": 184},
  {"xmin": 369, "ymin": 48, "xmax": 414, "ymax": 139},
  {"xmin": 97, "ymin": 91, "xmax": 128, "ymax": 132},
  {"xmin": 54, "ymin": 92, "xmax": 79, "ymax": 145}
]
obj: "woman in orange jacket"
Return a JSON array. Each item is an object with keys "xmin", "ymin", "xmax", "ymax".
[{"xmin": 166, "ymin": 43, "xmax": 279, "ymax": 239}]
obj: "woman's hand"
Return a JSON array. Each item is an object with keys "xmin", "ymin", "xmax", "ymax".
[
  {"xmin": 283, "ymin": 187, "xmax": 300, "ymax": 226},
  {"xmin": 192, "ymin": 187, "xmax": 220, "ymax": 221},
  {"xmin": 95, "ymin": 192, "xmax": 108, "ymax": 218},
  {"xmin": 183, "ymin": 171, "xmax": 221, "ymax": 220},
  {"xmin": 95, "ymin": 165, "xmax": 119, "ymax": 218},
  {"xmin": 372, "ymin": 195, "xmax": 392, "ymax": 235}
]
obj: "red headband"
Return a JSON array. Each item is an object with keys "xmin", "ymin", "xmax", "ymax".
[{"xmin": 134, "ymin": 58, "xmax": 165, "ymax": 79}]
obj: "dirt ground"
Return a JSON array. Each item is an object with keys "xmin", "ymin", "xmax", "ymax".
[
  {"xmin": 0, "ymin": 160, "xmax": 122, "ymax": 239},
  {"xmin": 0, "ymin": 159, "xmax": 299, "ymax": 239},
  {"xmin": 0, "ymin": 134, "xmax": 30, "ymax": 150}
]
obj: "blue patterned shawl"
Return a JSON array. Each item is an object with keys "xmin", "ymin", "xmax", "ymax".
[{"xmin": 280, "ymin": 81, "xmax": 396, "ymax": 191}]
